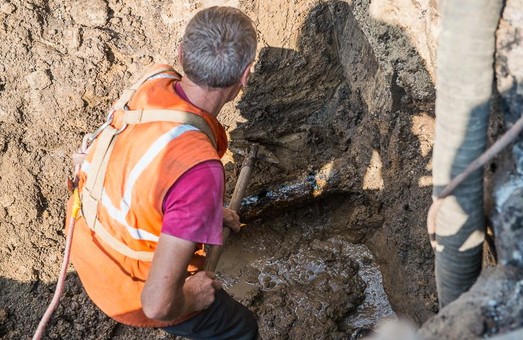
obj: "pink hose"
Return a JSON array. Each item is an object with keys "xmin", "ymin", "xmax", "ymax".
[{"xmin": 33, "ymin": 189, "xmax": 81, "ymax": 340}]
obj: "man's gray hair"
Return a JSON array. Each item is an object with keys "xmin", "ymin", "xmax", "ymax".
[{"xmin": 182, "ymin": 6, "xmax": 257, "ymax": 88}]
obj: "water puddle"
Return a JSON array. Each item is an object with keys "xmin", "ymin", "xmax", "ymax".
[{"xmin": 340, "ymin": 243, "xmax": 396, "ymax": 329}]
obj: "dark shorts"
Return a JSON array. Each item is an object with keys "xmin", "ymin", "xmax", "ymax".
[{"xmin": 162, "ymin": 289, "xmax": 258, "ymax": 340}]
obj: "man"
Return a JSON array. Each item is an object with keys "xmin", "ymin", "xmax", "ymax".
[{"xmin": 69, "ymin": 6, "xmax": 258, "ymax": 339}]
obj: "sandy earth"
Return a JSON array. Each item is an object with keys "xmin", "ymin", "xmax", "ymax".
[{"xmin": 0, "ymin": 0, "xmax": 520, "ymax": 339}]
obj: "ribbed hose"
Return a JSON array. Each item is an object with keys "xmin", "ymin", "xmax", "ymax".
[{"xmin": 433, "ymin": 0, "xmax": 503, "ymax": 308}]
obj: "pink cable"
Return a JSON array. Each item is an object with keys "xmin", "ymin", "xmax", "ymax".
[{"xmin": 32, "ymin": 216, "xmax": 76, "ymax": 340}]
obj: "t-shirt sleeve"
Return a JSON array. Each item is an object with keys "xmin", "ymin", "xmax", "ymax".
[{"xmin": 161, "ymin": 160, "xmax": 224, "ymax": 245}]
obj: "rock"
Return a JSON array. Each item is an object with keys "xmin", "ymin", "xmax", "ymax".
[
  {"xmin": 26, "ymin": 70, "xmax": 52, "ymax": 90},
  {"xmin": 0, "ymin": 1, "xmax": 15, "ymax": 15},
  {"xmin": 0, "ymin": 194, "xmax": 14, "ymax": 208},
  {"xmin": 70, "ymin": 0, "xmax": 108, "ymax": 27}
]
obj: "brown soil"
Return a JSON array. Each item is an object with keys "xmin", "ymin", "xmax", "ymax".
[{"xmin": 5, "ymin": 0, "xmax": 514, "ymax": 339}]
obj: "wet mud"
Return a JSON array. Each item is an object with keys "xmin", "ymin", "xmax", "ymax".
[{"xmin": 218, "ymin": 199, "xmax": 396, "ymax": 339}]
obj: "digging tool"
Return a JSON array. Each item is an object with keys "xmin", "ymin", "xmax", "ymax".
[{"xmin": 204, "ymin": 144, "xmax": 260, "ymax": 272}]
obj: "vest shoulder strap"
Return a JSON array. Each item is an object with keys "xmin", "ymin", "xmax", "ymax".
[{"xmin": 122, "ymin": 109, "xmax": 217, "ymax": 148}]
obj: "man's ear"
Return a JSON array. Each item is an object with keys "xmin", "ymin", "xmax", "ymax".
[{"xmin": 240, "ymin": 62, "xmax": 253, "ymax": 87}]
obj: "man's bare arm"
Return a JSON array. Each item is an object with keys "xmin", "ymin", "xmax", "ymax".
[{"xmin": 141, "ymin": 233, "xmax": 221, "ymax": 322}]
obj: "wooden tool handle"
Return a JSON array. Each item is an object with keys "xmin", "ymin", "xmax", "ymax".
[{"xmin": 204, "ymin": 145, "xmax": 258, "ymax": 272}]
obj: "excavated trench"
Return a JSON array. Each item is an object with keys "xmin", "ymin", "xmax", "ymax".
[
  {"xmin": 218, "ymin": 195, "xmax": 396, "ymax": 338},
  {"xmin": 0, "ymin": 0, "xmax": 440, "ymax": 338},
  {"xmin": 193, "ymin": 1, "xmax": 437, "ymax": 336}
]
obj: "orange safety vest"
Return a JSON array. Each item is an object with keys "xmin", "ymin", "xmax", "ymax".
[{"xmin": 68, "ymin": 65, "xmax": 228, "ymax": 327}]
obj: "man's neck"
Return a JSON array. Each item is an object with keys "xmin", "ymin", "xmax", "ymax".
[{"xmin": 178, "ymin": 77, "xmax": 239, "ymax": 117}]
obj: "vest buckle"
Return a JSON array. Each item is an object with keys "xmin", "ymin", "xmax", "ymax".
[{"xmin": 87, "ymin": 108, "xmax": 116, "ymax": 144}]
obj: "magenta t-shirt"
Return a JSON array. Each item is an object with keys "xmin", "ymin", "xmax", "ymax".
[
  {"xmin": 160, "ymin": 81, "xmax": 224, "ymax": 245},
  {"xmin": 161, "ymin": 160, "xmax": 224, "ymax": 245}
]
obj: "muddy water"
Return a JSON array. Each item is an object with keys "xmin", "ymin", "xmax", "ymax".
[
  {"xmin": 215, "ymin": 200, "xmax": 395, "ymax": 339},
  {"xmin": 341, "ymin": 244, "xmax": 396, "ymax": 329}
]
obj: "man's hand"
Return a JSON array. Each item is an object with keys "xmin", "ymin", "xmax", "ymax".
[
  {"xmin": 142, "ymin": 234, "xmax": 220, "ymax": 321},
  {"xmin": 184, "ymin": 271, "xmax": 222, "ymax": 311},
  {"xmin": 223, "ymin": 208, "xmax": 241, "ymax": 233}
]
